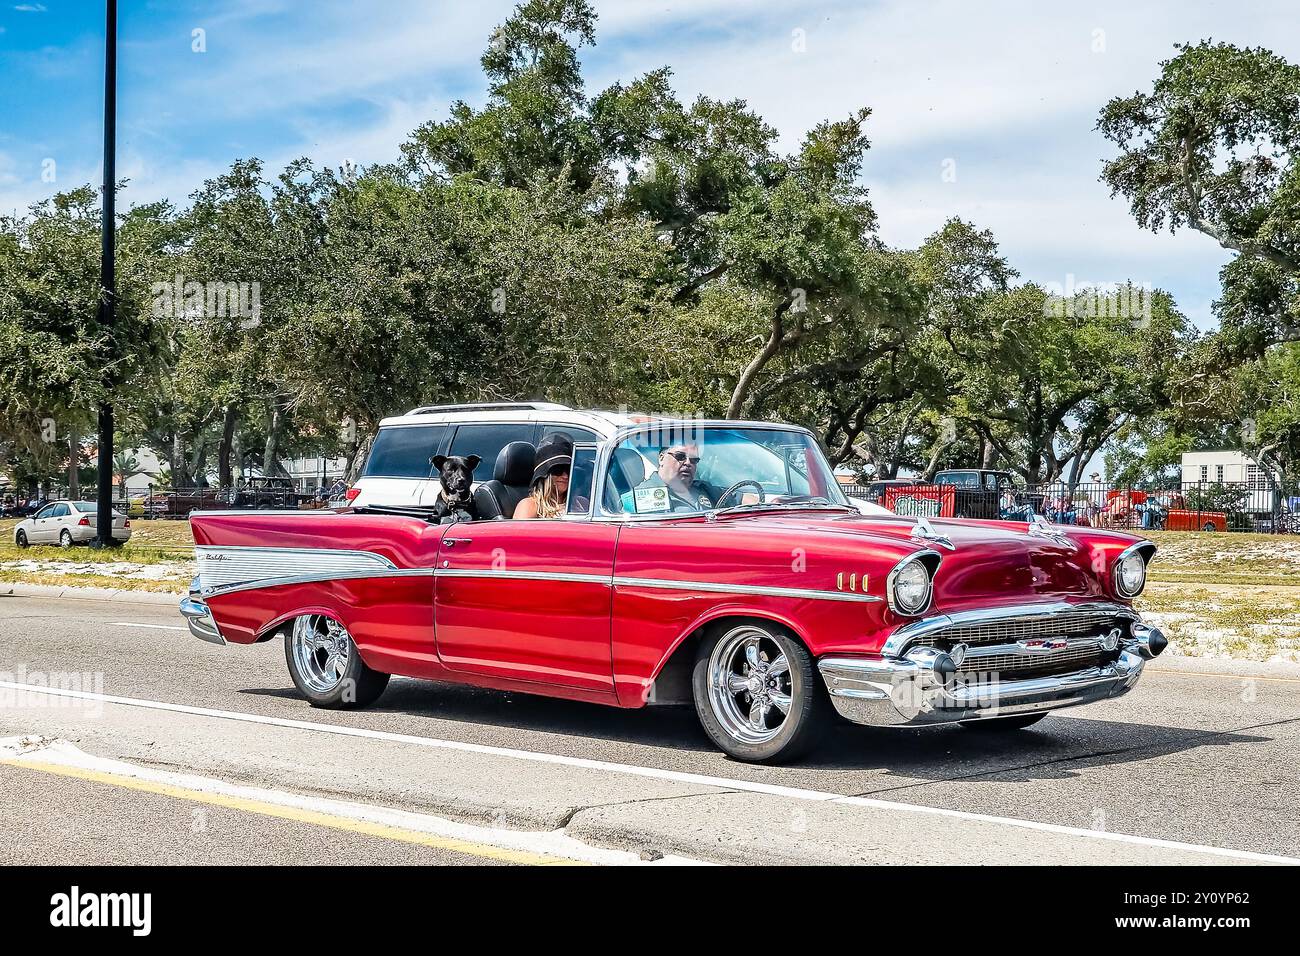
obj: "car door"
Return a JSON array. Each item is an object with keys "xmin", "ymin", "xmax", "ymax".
[
  {"xmin": 28, "ymin": 504, "xmax": 57, "ymax": 543},
  {"xmin": 433, "ymin": 516, "xmax": 619, "ymax": 694}
]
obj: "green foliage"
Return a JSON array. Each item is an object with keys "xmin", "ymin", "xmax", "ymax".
[{"xmin": 5, "ymin": 7, "xmax": 1289, "ymax": 498}]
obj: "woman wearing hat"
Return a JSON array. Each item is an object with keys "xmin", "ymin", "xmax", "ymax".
[{"xmin": 513, "ymin": 432, "xmax": 573, "ymax": 519}]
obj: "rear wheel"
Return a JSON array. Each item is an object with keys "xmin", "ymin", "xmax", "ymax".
[
  {"xmin": 692, "ymin": 621, "xmax": 827, "ymax": 764},
  {"xmin": 958, "ymin": 712, "xmax": 1048, "ymax": 732},
  {"xmin": 59, "ymin": 529, "xmax": 74, "ymax": 548},
  {"xmin": 284, "ymin": 614, "xmax": 389, "ymax": 709}
]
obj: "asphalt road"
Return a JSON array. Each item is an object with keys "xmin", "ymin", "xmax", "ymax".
[{"xmin": 1, "ymin": 590, "xmax": 1298, "ymax": 865}]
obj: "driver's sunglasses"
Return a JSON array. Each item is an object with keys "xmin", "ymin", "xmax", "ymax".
[{"xmin": 664, "ymin": 451, "xmax": 701, "ymax": 465}]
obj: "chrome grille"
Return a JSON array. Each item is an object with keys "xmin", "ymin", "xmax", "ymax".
[
  {"xmin": 911, "ymin": 611, "xmax": 1119, "ymax": 648},
  {"xmin": 957, "ymin": 643, "xmax": 1107, "ymax": 678}
]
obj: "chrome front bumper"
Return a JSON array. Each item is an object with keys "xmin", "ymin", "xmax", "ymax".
[
  {"xmin": 819, "ymin": 620, "xmax": 1165, "ymax": 727},
  {"xmin": 179, "ymin": 582, "xmax": 226, "ymax": 645}
]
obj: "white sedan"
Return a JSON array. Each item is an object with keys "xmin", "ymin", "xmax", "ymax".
[{"xmin": 12, "ymin": 501, "xmax": 132, "ymax": 548}]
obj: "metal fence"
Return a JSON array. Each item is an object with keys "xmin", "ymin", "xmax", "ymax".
[
  {"xmin": 0, "ymin": 484, "xmax": 341, "ymax": 519},
  {"xmin": 843, "ymin": 480, "xmax": 1300, "ymax": 534}
]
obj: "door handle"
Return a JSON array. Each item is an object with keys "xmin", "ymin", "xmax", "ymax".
[{"xmin": 444, "ymin": 537, "xmax": 473, "ymax": 547}]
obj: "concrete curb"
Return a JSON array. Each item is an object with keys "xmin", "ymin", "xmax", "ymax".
[{"xmin": 0, "ymin": 582, "xmax": 182, "ymax": 605}]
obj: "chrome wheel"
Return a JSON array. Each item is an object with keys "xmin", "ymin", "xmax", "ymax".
[
  {"xmin": 290, "ymin": 614, "xmax": 352, "ymax": 695},
  {"xmin": 707, "ymin": 625, "xmax": 794, "ymax": 745}
]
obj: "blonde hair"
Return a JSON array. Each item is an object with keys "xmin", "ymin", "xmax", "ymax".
[{"xmin": 531, "ymin": 475, "xmax": 566, "ymax": 519}]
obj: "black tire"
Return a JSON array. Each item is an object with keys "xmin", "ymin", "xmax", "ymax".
[
  {"xmin": 59, "ymin": 529, "xmax": 74, "ymax": 549},
  {"xmin": 1203, "ymin": 522, "xmax": 1217, "ymax": 532},
  {"xmin": 691, "ymin": 620, "xmax": 828, "ymax": 764},
  {"xmin": 958, "ymin": 712, "xmax": 1048, "ymax": 732},
  {"xmin": 283, "ymin": 614, "xmax": 389, "ymax": 709},
  {"xmin": 15, "ymin": 530, "xmax": 28, "ymax": 548}
]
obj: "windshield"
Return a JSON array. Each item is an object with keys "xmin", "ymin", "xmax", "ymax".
[{"xmin": 601, "ymin": 425, "xmax": 849, "ymax": 517}]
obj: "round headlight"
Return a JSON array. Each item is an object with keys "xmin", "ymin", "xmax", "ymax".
[
  {"xmin": 1115, "ymin": 552, "xmax": 1147, "ymax": 597},
  {"xmin": 890, "ymin": 558, "xmax": 933, "ymax": 615}
]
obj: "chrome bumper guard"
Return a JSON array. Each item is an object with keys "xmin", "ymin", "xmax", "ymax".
[
  {"xmin": 819, "ymin": 618, "xmax": 1166, "ymax": 727},
  {"xmin": 180, "ymin": 578, "xmax": 226, "ymax": 645}
]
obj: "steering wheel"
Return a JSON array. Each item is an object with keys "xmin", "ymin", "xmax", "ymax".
[{"xmin": 715, "ymin": 480, "xmax": 766, "ymax": 509}]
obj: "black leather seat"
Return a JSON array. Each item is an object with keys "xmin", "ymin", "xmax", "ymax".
[
  {"xmin": 473, "ymin": 441, "xmax": 536, "ymax": 519},
  {"xmin": 604, "ymin": 446, "xmax": 647, "ymax": 513}
]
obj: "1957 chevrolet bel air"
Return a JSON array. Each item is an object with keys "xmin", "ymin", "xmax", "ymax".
[{"xmin": 181, "ymin": 417, "xmax": 1166, "ymax": 763}]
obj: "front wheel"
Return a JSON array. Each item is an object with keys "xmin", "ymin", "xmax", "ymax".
[
  {"xmin": 958, "ymin": 712, "xmax": 1048, "ymax": 731},
  {"xmin": 284, "ymin": 614, "xmax": 389, "ymax": 709},
  {"xmin": 15, "ymin": 530, "xmax": 28, "ymax": 548},
  {"xmin": 692, "ymin": 621, "xmax": 827, "ymax": 764}
]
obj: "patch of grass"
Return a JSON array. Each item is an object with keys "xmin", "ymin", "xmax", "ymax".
[
  {"xmin": 0, "ymin": 568, "xmax": 185, "ymax": 593},
  {"xmin": 0, "ymin": 543, "xmax": 194, "ymax": 563},
  {"xmin": 1143, "ymin": 529, "xmax": 1300, "ymax": 585},
  {"xmin": 1138, "ymin": 583, "xmax": 1300, "ymax": 662},
  {"xmin": 0, "ymin": 516, "xmax": 195, "ymax": 563}
]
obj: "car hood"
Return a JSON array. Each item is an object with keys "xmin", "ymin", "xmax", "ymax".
[{"xmin": 714, "ymin": 510, "xmax": 1143, "ymax": 608}]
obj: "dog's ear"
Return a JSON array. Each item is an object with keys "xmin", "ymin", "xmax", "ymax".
[
  {"xmin": 431, "ymin": 455, "xmax": 447, "ymax": 471},
  {"xmin": 464, "ymin": 455, "xmax": 481, "ymax": 472}
]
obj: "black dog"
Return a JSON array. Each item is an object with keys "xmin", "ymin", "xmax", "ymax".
[{"xmin": 429, "ymin": 454, "xmax": 481, "ymax": 523}]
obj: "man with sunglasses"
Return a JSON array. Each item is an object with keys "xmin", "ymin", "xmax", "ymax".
[{"xmin": 621, "ymin": 443, "xmax": 719, "ymax": 514}]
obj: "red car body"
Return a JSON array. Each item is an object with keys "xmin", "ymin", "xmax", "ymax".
[{"xmin": 180, "ymin": 416, "xmax": 1167, "ymax": 762}]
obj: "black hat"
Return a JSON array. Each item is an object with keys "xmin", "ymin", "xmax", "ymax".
[{"xmin": 531, "ymin": 432, "xmax": 574, "ymax": 486}]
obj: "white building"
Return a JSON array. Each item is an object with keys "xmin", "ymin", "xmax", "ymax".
[
  {"xmin": 282, "ymin": 455, "xmax": 347, "ymax": 494},
  {"xmin": 1180, "ymin": 450, "xmax": 1271, "ymax": 488}
]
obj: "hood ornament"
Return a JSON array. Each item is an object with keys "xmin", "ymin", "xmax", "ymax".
[
  {"xmin": 1027, "ymin": 514, "xmax": 1072, "ymax": 545},
  {"xmin": 911, "ymin": 516, "xmax": 954, "ymax": 551}
]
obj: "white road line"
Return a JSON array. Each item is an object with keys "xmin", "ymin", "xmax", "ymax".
[
  {"xmin": 0, "ymin": 680, "xmax": 1295, "ymax": 865},
  {"xmin": 0, "ymin": 737, "xmax": 706, "ymax": 866},
  {"xmin": 109, "ymin": 622, "xmax": 187, "ymax": 631}
]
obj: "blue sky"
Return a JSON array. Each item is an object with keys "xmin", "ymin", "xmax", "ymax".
[{"xmin": 2, "ymin": 0, "xmax": 1299, "ymax": 331}]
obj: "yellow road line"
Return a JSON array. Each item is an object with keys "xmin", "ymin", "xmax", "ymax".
[
  {"xmin": 1153, "ymin": 670, "xmax": 1300, "ymax": 685},
  {"xmin": 0, "ymin": 757, "xmax": 582, "ymax": 866}
]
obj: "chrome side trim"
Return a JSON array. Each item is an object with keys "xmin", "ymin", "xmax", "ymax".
[
  {"xmin": 191, "ymin": 547, "xmax": 881, "ymax": 604},
  {"xmin": 612, "ymin": 575, "xmax": 882, "ymax": 603},
  {"xmin": 437, "ymin": 569, "xmax": 611, "ymax": 586},
  {"xmin": 201, "ymin": 568, "xmax": 435, "ymax": 598},
  {"xmin": 196, "ymin": 545, "xmax": 399, "ymax": 592},
  {"xmin": 879, "ymin": 600, "xmax": 1139, "ymax": 657}
]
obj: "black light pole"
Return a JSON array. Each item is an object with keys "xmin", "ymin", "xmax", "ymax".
[{"xmin": 93, "ymin": 0, "xmax": 117, "ymax": 548}]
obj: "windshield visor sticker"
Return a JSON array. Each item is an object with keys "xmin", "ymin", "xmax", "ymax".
[{"xmin": 634, "ymin": 485, "xmax": 671, "ymax": 513}]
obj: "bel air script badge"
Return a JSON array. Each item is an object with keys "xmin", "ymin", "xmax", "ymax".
[{"xmin": 1018, "ymin": 638, "xmax": 1069, "ymax": 651}]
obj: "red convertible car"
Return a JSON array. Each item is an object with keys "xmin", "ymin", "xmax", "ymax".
[{"xmin": 181, "ymin": 414, "xmax": 1166, "ymax": 763}]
